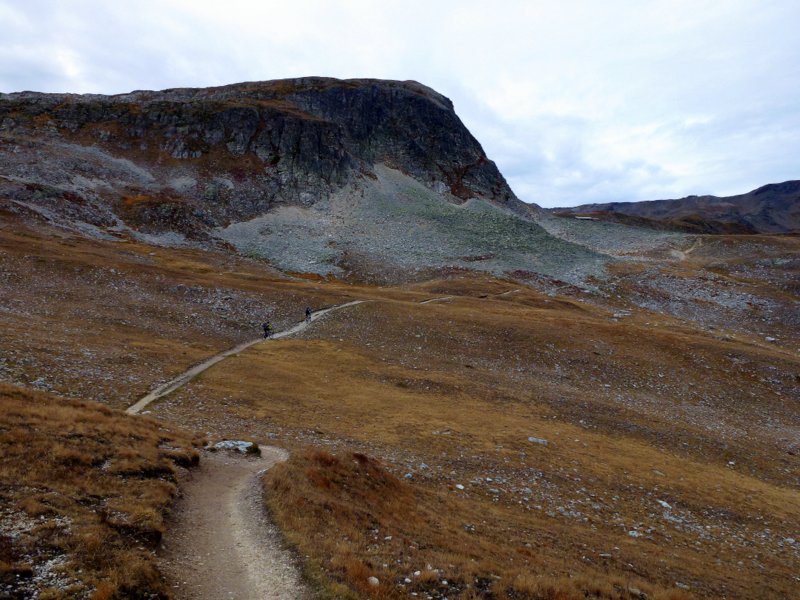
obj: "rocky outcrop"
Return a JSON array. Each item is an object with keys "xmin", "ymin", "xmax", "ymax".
[
  {"xmin": 0, "ymin": 78, "xmax": 613, "ymax": 286},
  {"xmin": 0, "ymin": 78, "xmax": 530, "ymax": 239}
]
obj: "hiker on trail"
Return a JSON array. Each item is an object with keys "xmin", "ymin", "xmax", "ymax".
[
  {"xmin": 305, "ymin": 307, "xmax": 312, "ymax": 321},
  {"xmin": 262, "ymin": 321, "xmax": 272, "ymax": 339}
]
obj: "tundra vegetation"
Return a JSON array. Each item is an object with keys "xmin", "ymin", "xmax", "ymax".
[
  {"xmin": 0, "ymin": 383, "xmax": 201, "ymax": 599},
  {"xmin": 0, "ymin": 78, "xmax": 797, "ymax": 599}
]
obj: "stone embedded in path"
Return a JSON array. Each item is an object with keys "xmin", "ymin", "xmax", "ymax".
[{"xmin": 211, "ymin": 440, "xmax": 260, "ymax": 454}]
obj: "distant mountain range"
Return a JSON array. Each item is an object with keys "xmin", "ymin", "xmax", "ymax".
[{"xmin": 551, "ymin": 180, "xmax": 800, "ymax": 234}]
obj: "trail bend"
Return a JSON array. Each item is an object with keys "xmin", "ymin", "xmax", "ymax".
[
  {"xmin": 670, "ymin": 236, "xmax": 704, "ymax": 261},
  {"xmin": 128, "ymin": 300, "xmax": 370, "ymax": 598}
]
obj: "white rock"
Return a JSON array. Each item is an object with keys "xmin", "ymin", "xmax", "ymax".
[
  {"xmin": 656, "ymin": 499, "xmax": 672, "ymax": 510},
  {"xmin": 212, "ymin": 440, "xmax": 256, "ymax": 453},
  {"xmin": 168, "ymin": 176, "xmax": 197, "ymax": 192},
  {"xmin": 455, "ymin": 484, "xmax": 465, "ymax": 490},
  {"xmin": 367, "ymin": 576, "xmax": 379, "ymax": 587},
  {"xmin": 528, "ymin": 436, "xmax": 548, "ymax": 446}
]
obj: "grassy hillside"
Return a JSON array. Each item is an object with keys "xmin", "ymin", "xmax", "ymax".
[
  {"xmin": 0, "ymin": 384, "xmax": 201, "ymax": 599},
  {"xmin": 154, "ymin": 282, "xmax": 798, "ymax": 599},
  {"xmin": 1, "ymin": 217, "xmax": 797, "ymax": 599},
  {"xmin": 266, "ymin": 450, "xmax": 692, "ymax": 600}
]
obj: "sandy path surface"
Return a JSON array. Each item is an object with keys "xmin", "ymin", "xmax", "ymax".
[
  {"xmin": 159, "ymin": 449, "xmax": 312, "ymax": 600},
  {"xmin": 419, "ymin": 296, "xmax": 452, "ymax": 304},
  {"xmin": 129, "ymin": 301, "xmax": 366, "ymax": 598},
  {"xmin": 126, "ymin": 300, "xmax": 364, "ymax": 414}
]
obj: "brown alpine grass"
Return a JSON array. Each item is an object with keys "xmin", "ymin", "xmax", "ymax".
[{"xmin": 0, "ymin": 383, "xmax": 202, "ymax": 598}]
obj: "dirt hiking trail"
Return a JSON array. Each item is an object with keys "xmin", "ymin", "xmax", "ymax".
[
  {"xmin": 126, "ymin": 300, "xmax": 365, "ymax": 415},
  {"xmin": 126, "ymin": 300, "xmax": 365, "ymax": 598},
  {"xmin": 158, "ymin": 449, "xmax": 312, "ymax": 600},
  {"xmin": 670, "ymin": 236, "xmax": 704, "ymax": 261}
]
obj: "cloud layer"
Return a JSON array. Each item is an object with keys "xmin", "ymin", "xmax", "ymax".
[{"xmin": 2, "ymin": 0, "xmax": 798, "ymax": 206}]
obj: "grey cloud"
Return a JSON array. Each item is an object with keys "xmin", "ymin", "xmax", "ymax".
[{"xmin": 1, "ymin": 0, "xmax": 798, "ymax": 206}]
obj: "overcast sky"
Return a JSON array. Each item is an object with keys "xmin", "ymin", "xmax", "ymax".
[{"xmin": 1, "ymin": 1, "xmax": 798, "ymax": 207}]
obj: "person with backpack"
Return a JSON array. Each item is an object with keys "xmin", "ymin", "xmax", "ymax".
[{"xmin": 262, "ymin": 321, "xmax": 273, "ymax": 338}]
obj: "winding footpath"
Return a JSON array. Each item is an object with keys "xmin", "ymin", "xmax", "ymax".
[
  {"xmin": 129, "ymin": 296, "xmax": 453, "ymax": 598},
  {"xmin": 126, "ymin": 300, "xmax": 364, "ymax": 599},
  {"xmin": 128, "ymin": 292, "xmax": 520, "ymax": 598},
  {"xmin": 126, "ymin": 300, "xmax": 364, "ymax": 415}
]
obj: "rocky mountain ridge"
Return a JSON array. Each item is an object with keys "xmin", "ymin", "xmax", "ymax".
[
  {"xmin": 0, "ymin": 77, "xmax": 618, "ymax": 285},
  {"xmin": 0, "ymin": 77, "xmax": 528, "ymax": 225},
  {"xmin": 554, "ymin": 180, "xmax": 800, "ymax": 234}
]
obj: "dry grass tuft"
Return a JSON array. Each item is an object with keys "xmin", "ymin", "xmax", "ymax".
[
  {"xmin": 0, "ymin": 383, "xmax": 202, "ymax": 598},
  {"xmin": 2, "ymin": 221, "xmax": 797, "ymax": 598},
  {"xmin": 265, "ymin": 450, "xmax": 687, "ymax": 600}
]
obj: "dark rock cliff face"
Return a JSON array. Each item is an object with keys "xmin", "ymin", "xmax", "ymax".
[
  {"xmin": 282, "ymin": 80, "xmax": 516, "ymax": 205},
  {"xmin": 0, "ymin": 78, "xmax": 612, "ymax": 287},
  {"xmin": 0, "ymin": 78, "xmax": 529, "ymax": 237}
]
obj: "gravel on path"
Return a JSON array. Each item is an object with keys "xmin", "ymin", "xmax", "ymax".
[{"xmin": 158, "ymin": 449, "xmax": 312, "ymax": 600}]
